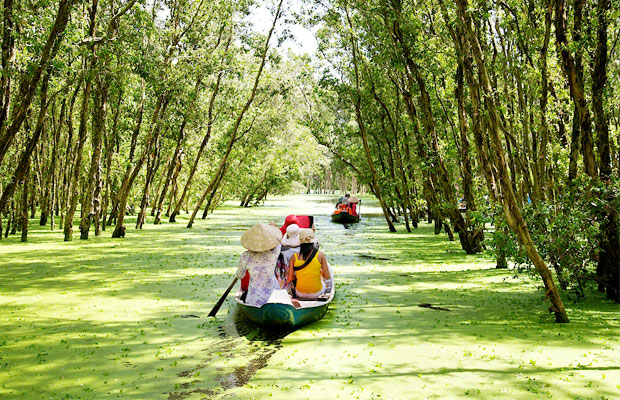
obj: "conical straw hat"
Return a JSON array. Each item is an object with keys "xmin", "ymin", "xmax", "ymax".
[
  {"xmin": 241, "ymin": 223, "xmax": 283, "ymax": 252},
  {"xmin": 299, "ymin": 228, "xmax": 316, "ymax": 244},
  {"xmin": 349, "ymin": 196, "xmax": 359, "ymax": 203}
]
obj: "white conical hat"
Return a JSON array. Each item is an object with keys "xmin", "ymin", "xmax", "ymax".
[
  {"xmin": 241, "ymin": 223, "xmax": 283, "ymax": 252},
  {"xmin": 349, "ymin": 196, "xmax": 359, "ymax": 203}
]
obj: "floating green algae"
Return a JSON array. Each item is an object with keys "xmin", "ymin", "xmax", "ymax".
[{"xmin": 1, "ymin": 195, "xmax": 619, "ymax": 399}]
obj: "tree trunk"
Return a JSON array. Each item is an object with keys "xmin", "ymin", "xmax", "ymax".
[
  {"xmin": 344, "ymin": 5, "xmax": 396, "ymax": 232},
  {"xmin": 554, "ymin": 0, "xmax": 597, "ymax": 178},
  {"xmin": 457, "ymin": 0, "xmax": 568, "ymax": 322},
  {"xmin": 591, "ymin": 0, "xmax": 619, "ymax": 301},
  {"xmin": 101, "ymin": 89, "xmax": 122, "ymax": 231},
  {"xmin": 0, "ymin": 73, "xmax": 51, "ymax": 213},
  {"xmin": 112, "ymin": 92, "xmax": 169, "ymax": 237},
  {"xmin": 136, "ymin": 137, "xmax": 161, "ymax": 229},
  {"xmin": 187, "ymin": 0, "xmax": 284, "ymax": 228},
  {"xmin": 20, "ymin": 163, "xmax": 29, "ymax": 242},
  {"xmin": 156, "ymin": 116, "xmax": 187, "ymax": 224},
  {"xmin": 169, "ymin": 31, "xmax": 232, "ymax": 222},
  {"xmin": 80, "ymin": 76, "xmax": 108, "ymax": 239},
  {"xmin": 0, "ymin": 0, "xmax": 73, "ymax": 168},
  {"xmin": 107, "ymin": 82, "xmax": 145, "ymax": 226},
  {"xmin": 65, "ymin": 0, "xmax": 99, "ymax": 241}
]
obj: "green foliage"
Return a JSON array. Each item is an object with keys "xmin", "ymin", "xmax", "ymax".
[{"xmin": 489, "ymin": 178, "xmax": 620, "ymax": 297}]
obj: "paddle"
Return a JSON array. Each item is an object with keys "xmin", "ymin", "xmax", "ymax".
[{"xmin": 208, "ymin": 277, "xmax": 238, "ymax": 317}]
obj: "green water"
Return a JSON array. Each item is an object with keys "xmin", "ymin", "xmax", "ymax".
[{"xmin": 1, "ymin": 195, "xmax": 619, "ymax": 399}]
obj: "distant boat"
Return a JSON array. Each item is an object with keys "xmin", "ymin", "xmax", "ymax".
[
  {"xmin": 235, "ymin": 265, "xmax": 335, "ymax": 329},
  {"xmin": 331, "ymin": 209, "xmax": 360, "ymax": 223}
]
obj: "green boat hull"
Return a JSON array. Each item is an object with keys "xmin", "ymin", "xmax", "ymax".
[
  {"xmin": 236, "ymin": 265, "xmax": 334, "ymax": 329},
  {"xmin": 237, "ymin": 301, "xmax": 329, "ymax": 329},
  {"xmin": 331, "ymin": 211, "xmax": 360, "ymax": 223}
]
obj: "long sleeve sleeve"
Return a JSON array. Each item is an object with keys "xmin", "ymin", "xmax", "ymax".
[{"xmin": 236, "ymin": 252, "xmax": 249, "ymax": 279}]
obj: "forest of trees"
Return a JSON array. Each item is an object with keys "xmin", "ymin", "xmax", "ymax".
[
  {"xmin": 303, "ymin": 0, "xmax": 620, "ymax": 322},
  {"xmin": 0, "ymin": 0, "xmax": 328, "ymax": 240},
  {"xmin": 1, "ymin": 0, "xmax": 619, "ymax": 322}
]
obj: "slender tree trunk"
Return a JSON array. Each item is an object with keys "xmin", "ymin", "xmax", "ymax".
[
  {"xmin": 101, "ymin": 89, "xmax": 122, "ymax": 231},
  {"xmin": 156, "ymin": 116, "xmax": 187, "ymax": 224},
  {"xmin": 165, "ymin": 153, "xmax": 182, "ymax": 216},
  {"xmin": 187, "ymin": 0, "xmax": 285, "ymax": 228},
  {"xmin": 555, "ymin": 0, "xmax": 597, "ymax": 178},
  {"xmin": 536, "ymin": 0, "xmax": 552, "ymax": 202},
  {"xmin": 0, "ymin": 73, "xmax": 51, "ymax": 212},
  {"xmin": 169, "ymin": 31, "xmax": 232, "ymax": 222},
  {"xmin": 136, "ymin": 137, "xmax": 161, "ymax": 229},
  {"xmin": 112, "ymin": 93, "xmax": 169, "ymax": 237},
  {"xmin": 0, "ymin": 0, "xmax": 16, "ymax": 140},
  {"xmin": 591, "ymin": 0, "xmax": 619, "ymax": 301},
  {"xmin": 20, "ymin": 163, "xmax": 29, "ymax": 242},
  {"xmin": 457, "ymin": 0, "xmax": 568, "ymax": 322},
  {"xmin": 65, "ymin": 0, "xmax": 99, "ymax": 241},
  {"xmin": 80, "ymin": 77, "xmax": 108, "ymax": 239},
  {"xmin": 108, "ymin": 82, "xmax": 145, "ymax": 226},
  {"xmin": 344, "ymin": 5, "xmax": 396, "ymax": 232},
  {"xmin": 0, "ymin": 0, "xmax": 73, "ymax": 168}
]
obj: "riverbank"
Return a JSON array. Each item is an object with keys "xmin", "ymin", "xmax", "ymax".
[{"xmin": 1, "ymin": 195, "xmax": 619, "ymax": 399}]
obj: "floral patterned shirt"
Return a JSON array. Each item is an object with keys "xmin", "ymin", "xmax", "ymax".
[{"xmin": 236, "ymin": 244, "xmax": 281, "ymax": 307}]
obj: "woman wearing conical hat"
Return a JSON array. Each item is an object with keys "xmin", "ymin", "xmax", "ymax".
[
  {"xmin": 236, "ymin": 223, "xmax": 283, "ymax": 307},
  {"xmin": 348, "ymin": 195, "xmax": 359, "ymax": 216}
]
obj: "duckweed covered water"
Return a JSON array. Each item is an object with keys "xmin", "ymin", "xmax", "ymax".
[{"xmin": 1, "ymin": 195, "xmax": 619, "ymax": 399}]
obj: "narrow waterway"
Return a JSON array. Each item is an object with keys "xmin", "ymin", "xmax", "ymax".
[{"xmin": 2, "ymin": 195, "xmax": 619, "ymax": 399}]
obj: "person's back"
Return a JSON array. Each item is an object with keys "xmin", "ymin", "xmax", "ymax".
[
  {"xmin": 348, "ymin": 196, "xmax": 359, "ymax": 216},
  {"xmin": 236, "ymin": 223, "xmax": 283, "ymax": 307},
  {"xmin": 336, "ymin": 193, "xmax": 350, "ymax": 207},
  {"xmin": 288, "ymin": 229, "xmax": 330, "ymax": 299},
  {"xmin": 292, "ymin": 252, "xmax": 323, "ymax": 294},
  {"xmin": 278, "ymin": 224, "xmax": 301, "ymax": 287}
]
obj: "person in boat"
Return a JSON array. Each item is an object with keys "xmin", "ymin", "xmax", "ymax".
[
  {"xmin": 348, "ymin": 196, "xmax": 359, "ymax": 216},
  {"xmin": 336, "ymin": 193, "xmax": 350, "ymax": 208},
  {"xmin": 288, "ymin": 228, "xmax": 330, "ymax": 300},
  {"xmin": 280, "ymin": 223, "xmax": 301, "ymax": 266},
  {"xmin": 277, "ymin": 223, "xmax": 301, "ymax": 288},
  {"xmin": 236, "ymin": 223, "xmax": 283, "ymax": 307}
]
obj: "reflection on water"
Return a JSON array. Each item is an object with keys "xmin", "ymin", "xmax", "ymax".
[
  {"xmin": 169, "ymin": 305, "xmax": 292, "ymax": 399},
  {"xmin": 221, "ymin": 305, "xmax": 293, "ymax": 342}
]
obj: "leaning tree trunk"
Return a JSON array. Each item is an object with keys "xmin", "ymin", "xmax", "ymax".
[
  {"xmin": 20, "ymin": 163, "xmax": 29, "ymax": 242},
  {"xmin": 0, "ymin": 0, "xmax": 73, "ymax": 168},
  {"xmin": 457, "ymin": 0, "xmax": 568, "ymax": 322},
  {"xmin": 187, "ymin": 0, "xmax": 284, "ymax": 228},
  {"xmin": 591, "ymin": 0, "xmax": 619, "ymax": 301},
  {"xmin": 155, "ymin": 117, "xmax": 186, "ymax": 224},
  {"xmin": 112, "ymin": 93, "xmax": 169, "ymax": 238},
  {"xmin": 169, "ymin": 31, "xmax": 232, "ymax": 223},
  {"xmin": 345, "ymin": 5, "xmax": 396, "ymax": 232},
  {"xmin": 0, "ymin": 73, "xmax": 51, "ymax": 213},
  {"xmin": 136, "ymin": 137, "xmax": 161, "ymax": 229}
]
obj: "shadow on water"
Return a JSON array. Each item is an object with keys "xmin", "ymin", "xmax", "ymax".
[{"xmin": 169, "ymin": 306, "xmax": 292, "ymax": 400}]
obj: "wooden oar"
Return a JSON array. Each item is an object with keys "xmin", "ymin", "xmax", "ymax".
[{"xmin": 208, "ymin": 277, "xmax": 238, "ymax": 317}]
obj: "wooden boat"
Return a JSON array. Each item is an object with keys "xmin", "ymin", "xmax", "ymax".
[
  {"xmin": 331, "ymin": 209, "xmax": 360, "ymax": 223},
  {"xmin": 235, "ymin": 265, "xmax": 335, "ymax": 329}
]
